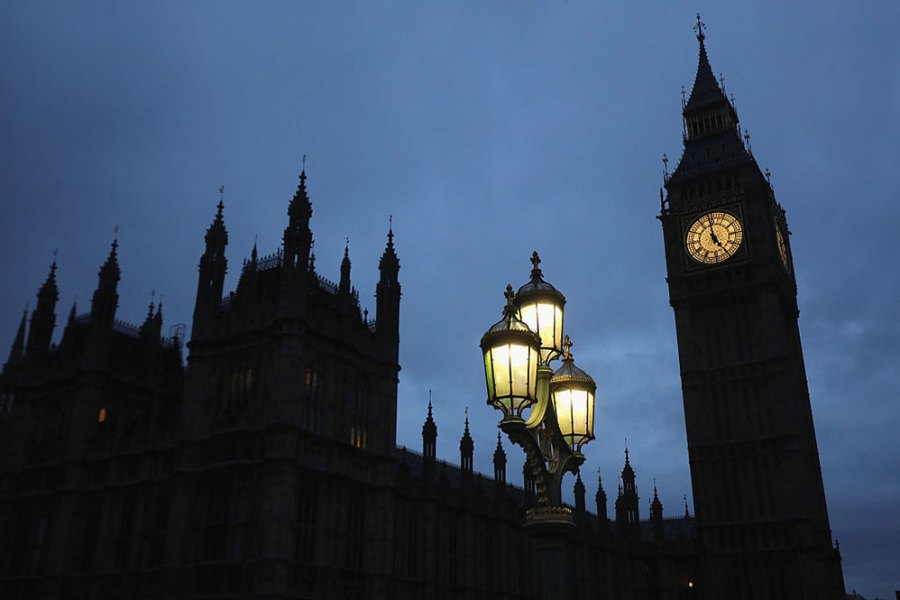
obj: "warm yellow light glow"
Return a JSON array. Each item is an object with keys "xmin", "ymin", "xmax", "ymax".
[
  {"xmin": 551, "ymin": 387, "xmax": 594, "ymax": 450},
  {"xmin": 686, "ymin": 211, "xmax": 743, "ymax": 264},
  {"xmin": 519, "ymin": 302, "xmax": 563, "ymax": 362},
  {"xmin": 689, "ymin": 581, "xmax": 694, "ymax": 588},
  {"xmin": 98, "ymin": 407, "xmax": 107, "ymax": 423},
  {"xmin": 775, "ymin": 224, "xmax": 790, "ymax": 271},
  {"xmin": 483, "ymin": 341, "xmax": 538, "ymax": 417}
]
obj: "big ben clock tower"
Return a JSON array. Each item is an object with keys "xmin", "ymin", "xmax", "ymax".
[{"xmin": 658, "ymin": 17, "xmax": 846, "ymax": 599}]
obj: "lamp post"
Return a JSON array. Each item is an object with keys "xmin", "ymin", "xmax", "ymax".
[{"xmin": 480, "ymin": 252, "xmax": 597, "ymax": 600}]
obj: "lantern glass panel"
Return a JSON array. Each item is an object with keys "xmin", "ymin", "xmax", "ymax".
[
  {"xmin": 484, "ymin": 341, "xmax": 538, "ymax": 417},
  {"xmin": 518, "ymin": 302, "xmax": 563, "ymax": 362},
  {"xmin": 551, "ymin": 385, "xmax": 595, "ymax": 450}
]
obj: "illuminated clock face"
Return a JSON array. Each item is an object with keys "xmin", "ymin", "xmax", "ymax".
[
  {"xmin": 685, "ymin": 211, "xmax": 743, "ymax": 264},
  {"xmin": 775, "ymin": 223, "xmax": 790, "ymax": 271}
]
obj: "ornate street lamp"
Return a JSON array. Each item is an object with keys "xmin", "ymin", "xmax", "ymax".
[
  {"xmin": 480, "ymin": 252, "xmax": 597, "ymax": 600},
  {"xmin": 480, "ymin": 252, "xmax": 597, "ymax": 520}
]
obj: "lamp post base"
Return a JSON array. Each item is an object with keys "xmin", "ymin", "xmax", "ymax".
[{"xmin": 524, "ymin": 508, "xmax": 575, "ymax": 600}]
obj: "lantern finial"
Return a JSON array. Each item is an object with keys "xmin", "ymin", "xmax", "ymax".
[
  {"xmin": 530, "ymin": 251, "xmax": 542, "ymax": 279},
  {"xmin": 503, "ymin": 284, "xmax": 515, "ymax": 311}
]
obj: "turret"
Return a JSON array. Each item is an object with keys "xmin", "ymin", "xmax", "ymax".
[
  {"xmin": 26, "ymin": 261, "xmax": 59, "ymax": 358},
  {"xmin": 596, "ymin": 469, "xmax": 608, "ymax": 525},
  {"xmin": 523, "ymin": 462, "xmax": 536, "ymax": 508},
  {"xmin": 459, "ymin": 409, "xmax": 473, "ymax": 473},
  {"xmin": 574, "ymin": 471, "xmax": 586, "ymax": 517},
  {"xmin": 90, "ymin": 239, "xmax": 121, "ymax": 330},
  {"xmin": 375, "ymin": 223, "xmax": 400, "ymax": 359},
  {"xmin": 650, "ymin": 481, "xmax": 664, "ymax": 542},
  {"xmin": 650, "ymin": 481, "xmax": 664, "ymax": 523},
  {"xmin": 492, "ymin": 432, "xmax": 506, "ymax": 483},
  {"xmin": 192, "ymin": 199, "xmax": 228, "ymax": 340},
  {"xmin": 282, "ymin": 164, "xmax": 313, "ymax": 273},
  {"xmin": 339, "ymin": 240, "xmax": 351, "ymax": 296},
  {"xmin": 139, "ymin": 299, "xmax": 163, "ymax": 342},
  {"xmin": 615, "ymin": 445, "xmax": 640, "ymax": 537},
  {"xmin": 422, "ymin": 393, "xmax": 437, "ymax": 460}
]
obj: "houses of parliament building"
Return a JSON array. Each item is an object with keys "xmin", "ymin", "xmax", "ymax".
[{"xmin": 0, "ymin": 22, "xmax": 846, "ymax": 600}]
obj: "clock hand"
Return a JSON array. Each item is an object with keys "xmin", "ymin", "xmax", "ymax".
[{"xmin": 709, "ymin": 225, "xmax": 724, "ymax": 248}]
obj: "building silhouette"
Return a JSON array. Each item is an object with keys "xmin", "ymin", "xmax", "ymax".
[
  {"xmin": 0, "ymin": 20, "xmax": 844, "ymax": 600},
  {"xmin": 658, "ymin": 16, "xmax": 845, "ymax": 599}
]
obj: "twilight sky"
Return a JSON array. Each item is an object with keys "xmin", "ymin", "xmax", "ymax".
[{"xmin": 1, "ymin": 2, "xmax": 898, "ymax": 596}]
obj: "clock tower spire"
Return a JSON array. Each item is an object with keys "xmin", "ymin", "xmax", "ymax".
[{"xmin": 658, "ymin": 17, "xmax": 845, "ymax": 598}]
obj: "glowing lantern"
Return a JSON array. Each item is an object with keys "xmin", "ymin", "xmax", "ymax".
[
  {"xmin": 514, "ymin": 251, "xmax": 566, "ymax": 364},
  {"xmin": 480, "ymin": 285, "xmax": 541, "ymax": 421},
  {"xmin": 550, "ymin": 336, "xmax": 596, "ymax": 453}
]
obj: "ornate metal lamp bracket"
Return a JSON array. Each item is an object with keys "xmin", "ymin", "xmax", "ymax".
[{"xmin": 501, "ymin": 367, "xmax": 584, "ymax": 509}]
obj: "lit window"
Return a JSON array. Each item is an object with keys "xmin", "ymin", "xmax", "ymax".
[{"xmin": 98, "ymin": 408, "xmax": 107, "ymax": 423}]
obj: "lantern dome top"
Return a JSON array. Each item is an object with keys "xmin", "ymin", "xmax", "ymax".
[
  {"xmin": 480, "ymin": 285, "xmax": 541, "ymax": 345},
  {"xmin": 550, "ymin": 336, "xmax": 595, "ymax": 386},
  {"xmin": 516, "ymin": 251, "xmax": 566, "ymax": 303}
]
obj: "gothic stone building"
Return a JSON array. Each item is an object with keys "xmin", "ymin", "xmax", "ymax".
[
  {"xmin": 0, "ymin": 162, "xmax": 697, "ymax": 600},
  {"xmin": 0, "ymin": 23, "xmax": 842, "ymax": 600}
]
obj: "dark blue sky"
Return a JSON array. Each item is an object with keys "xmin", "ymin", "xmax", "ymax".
[{"xmin": 1, "ymin": 2, "xmax": 898, "ymax": 596}]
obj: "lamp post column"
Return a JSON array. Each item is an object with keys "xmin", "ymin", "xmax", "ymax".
[{"xmin": 527, "ymin": 519, "xmax": 574, "ymax": 600}]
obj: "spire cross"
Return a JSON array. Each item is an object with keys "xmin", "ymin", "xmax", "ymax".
[
  {"xmin": 662, "ymin": 153, "xmax": 669, "ymax": 180},
  {"xmin": 562, "ymin": 335, "xmax": 573, "ymax": 361},
  {"xmin": 694, "ymin": 13, "xmax": 706, "ymax": 42}
]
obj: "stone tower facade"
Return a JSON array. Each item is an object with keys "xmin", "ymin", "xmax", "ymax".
[{"xmin": 658, "ymin": 17, "xmax": 845, "ymax": 599}]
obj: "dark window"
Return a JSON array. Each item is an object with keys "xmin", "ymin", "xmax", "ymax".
[
  {"xmin": 114, "ymin": 489, "xmax": 137, "ymax": 569},
  {"xmin": 204, "ymin": 472, "xmax": 252, "ymax": 561},
  {"xmin": 345, "ymin": 494, "xmax": 365, "ymax": 570},
  {"xmin": 81, "ymin": 496, "xmax": 101, "ymax": 573},
  {"xmin": 147, "ymin": 486, "xmax": 170, "ymax": 566},
  {"xmin": 295, "ymin": 479, "xmax": 318, "ymax": 564},
  {"xmin": 302, "ymin": 367, "xmax": 324, "ymax": 434}
]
